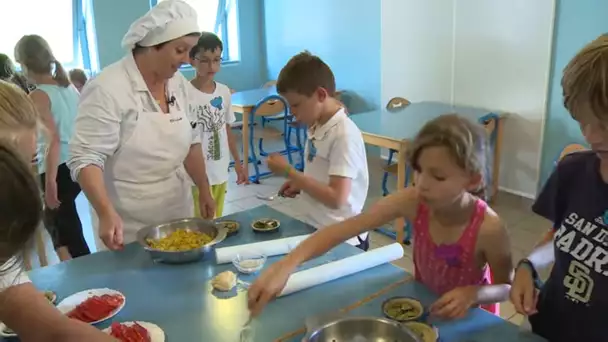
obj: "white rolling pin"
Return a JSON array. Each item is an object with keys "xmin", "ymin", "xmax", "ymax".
[
  {"xmin": 215, "ymin": 234, "xmax": 311, "ymax": 264},
  {"xmin": 279, "ymin": 242, "xmax": 404, "ymax": 297}
]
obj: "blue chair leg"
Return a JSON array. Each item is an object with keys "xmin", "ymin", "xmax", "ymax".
[
  {"xmin": 258, "ymin": 118, "xmax": 269, "ymax": 157},
  {"xmin": 404, "ymin": 221, "xmax": 412, "ymax": 245},
  {"xmin": 382, "ymin": 149, "xmax": 395, "ymax": 196},
  {"xmin": 249, "ymin": 118, "xmax": 262, "ymax": 184}
]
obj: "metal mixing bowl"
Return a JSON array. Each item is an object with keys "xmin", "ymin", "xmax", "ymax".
[
  {"xmin": 305, "ymin": 316, "xmax": 422, "ymax": 342},
  {"xmin": 136, "ymin": 217, "xmax": 227, "ymax": 264}
]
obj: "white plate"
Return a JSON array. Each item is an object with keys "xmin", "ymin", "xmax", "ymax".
[
  {"xmin": 0, "ymin": 322, "xmax": 16, "ymax": 337},
  {"xmin": 57, "ymin": 288, "xmax": 126, "ymax": 325},
  {"xmin": 103, "ymin": 321, "xmax": 165, "ymax": 342}
]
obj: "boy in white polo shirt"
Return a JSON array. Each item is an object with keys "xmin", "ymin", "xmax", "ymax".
[
  {"xmin": 266, "ymin": 51, "xmax": 370, "ymax": 250},
  {"xmin": 189, "ymin": 32, "xmax": 248, "ymax": 218}
]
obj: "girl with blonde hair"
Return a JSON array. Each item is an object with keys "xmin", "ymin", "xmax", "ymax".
[
  {"xmin": 15, "ymin": 35, "xmax": 90, "ymax": 261},
  {"xmin": 0, "ymin": 80, "xmax": 113, "ymax": 341}
]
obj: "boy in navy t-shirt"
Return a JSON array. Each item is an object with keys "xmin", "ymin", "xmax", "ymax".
[{"xmin": 510, "ymin": 34, "xmax": 608, "ymax": 341}]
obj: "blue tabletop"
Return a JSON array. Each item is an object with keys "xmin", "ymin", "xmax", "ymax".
[
  {"xmin": 231, "ymin": 87, "xmax": 278, "ymax": 108},
  {"xmin": 17, "ymin": 205, "xmax": 405, "ymax": 342},
  {"xmin": 291, "ymin": 280, "xmax": 546, "ymax": 342},
  {"xmin": 350, "ymin": 101, "xmax": 496, "ymax": 141}
]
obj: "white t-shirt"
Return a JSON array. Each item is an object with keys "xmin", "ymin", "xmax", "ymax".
[
  {"xmin": 300, "ymin": 108, "xmax": 370, "ymax": 246},
  {"xmin": 188, "ymin": 82, "xmax": 236, "ymax": 186},
  {"xmin": 0, "ymin": 258, "xmax": 30, "ymax": 292}
]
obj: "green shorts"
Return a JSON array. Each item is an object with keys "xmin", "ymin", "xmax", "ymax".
[{"xmin": 192, "ymin": 182, "xmax": 227, "ymax": 218}]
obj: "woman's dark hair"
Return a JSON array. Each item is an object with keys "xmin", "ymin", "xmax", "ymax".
[{"xmin": 0, "ymin": 142, "xmax": 42, "ymax": 269}]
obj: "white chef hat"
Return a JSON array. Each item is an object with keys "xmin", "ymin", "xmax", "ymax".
[{"xmin": 121, "ymin": 0, "xmax": 200, "ymax": 49}]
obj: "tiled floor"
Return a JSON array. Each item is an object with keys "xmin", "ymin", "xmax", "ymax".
[{"xmin": 31, "ymin": 140, "xmax": 547, "ymax": 326}]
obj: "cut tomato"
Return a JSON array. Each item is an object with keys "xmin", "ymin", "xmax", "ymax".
[
  {"xmin": 66, "ymin": 294, "xmax": 124, "ymax": 323},
  {"xmin": 109, "ymin": 323, "xmax": 151, "ymax": 342}
]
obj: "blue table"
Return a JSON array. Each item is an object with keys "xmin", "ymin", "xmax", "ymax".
[
  {"xmin": 350, "ymin": 102, "xmax": 503, "ymax": 243},
  {"xmin": 287, "ymin": 280, "xmax": 545, "ymax": 342},
  {"xmin": 18, "ymin": 205, "xmax": 404, "ymax": 341}
]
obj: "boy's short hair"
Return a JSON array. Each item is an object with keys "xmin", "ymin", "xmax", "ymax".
[
  {"xmin": 189, "ymin": 32, "xmax": 223, "ymax": 59},
  {"xmin": 562, "ymin": 34, "xmax": 608, "ymax": 121},
  {"xmin": 69, "ymin": 68, "xmax": 87, "ymax": 84},
  {"xmin": 277, "ymin": 51, "xmax": 336, "ymax": 97}
]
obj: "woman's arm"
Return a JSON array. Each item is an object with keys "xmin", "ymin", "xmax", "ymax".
[
  {"xmin": 282, "ymin": 188, "xmax": 418, "ymax": 270},
  {"xmin": 68, "ymin": 84, "xmax": 120, "ymax": 215},
  {"xmin": 0, "ymin": 283, "xmax": 115, "ymax": 341}
]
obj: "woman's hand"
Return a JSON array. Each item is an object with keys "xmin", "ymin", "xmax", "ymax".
[
  {"xmin": 44, "ymin": 180, "xmax": 61, "ymax": 209},
  {"xmin": 247, "ymin": 259, "xmax": 294, "ymax": 316},
  {"xmin": 429, "ymin": 286, "xmax": 477, "ymax": 319},
  {"xmin": 510, "ymin": 265, "xmax": 539, "ymax": 315},
  {"xmin": 98, "ymin": 207, "xmax": 124, "ymax": 250},
  {"xmin": 198, "ymin": 189, "xmax": 216, "ymax": 219},
  {"xmin": 234, "ymin": 163, "xmax": 249, "ymax": 185}
]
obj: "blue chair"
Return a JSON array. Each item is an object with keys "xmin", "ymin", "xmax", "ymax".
[{"xmin": 246, "ymin": 95, "xmax": 302, "ymax": 183}]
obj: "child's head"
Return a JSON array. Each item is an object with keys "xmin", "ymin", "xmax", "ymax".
[
  {"xmin": 189, "ymin": 32, "xmax": 223, "ymax": 80},
  {"xmin": 0, "ymin": 80, "xmax": 39, "ymax": 163},
  {"xmin": 69, "ymin": 68, "xmax": 88, "ymax": 92},
  {"xmin": 562, "ymin": 34, "xmax": 608, "ymax": 156},
  {"xmin": 14, "ymin": 34, "xmax": 71, "ymax": 87},
  {"xmin": 0, "ymin": 141, "xmax": 42, "ymax": 266},
  {"xmin": 408, "ymin": 114, "xmax": 488, "ymax": 207},
  {"xmin": 276, "ymin": 51, "xmax": 336, "ymax": 126},
  {"xmin": 0, "ymin": 53, "xmax": 16, "ymax": 80}
]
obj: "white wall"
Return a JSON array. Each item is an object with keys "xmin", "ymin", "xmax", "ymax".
[{"xmin": 381, "ymin": 0, "xmax": 555, "ymax": 198}]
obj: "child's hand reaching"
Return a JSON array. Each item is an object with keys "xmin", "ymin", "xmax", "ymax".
[
  {"xmin": 278, "ymin": 181, "xmax": 300, "ymax": 198},
  {"xmin": 267, "ymin": 153, "xmax": 291, "ymax": 176},
  {"xmin": 429, "ymin": 286, "xmax": 477, "ymax": 319}
]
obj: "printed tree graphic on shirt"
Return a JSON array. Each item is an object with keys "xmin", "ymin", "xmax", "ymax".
[{"xmin": 193, "ymin": 96, "xmax": 225, "ymax": 161}]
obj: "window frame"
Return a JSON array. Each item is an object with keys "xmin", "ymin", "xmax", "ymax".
[{"xmin": 148, "ymin": 0, "xmax": 239, "ymax": 69}]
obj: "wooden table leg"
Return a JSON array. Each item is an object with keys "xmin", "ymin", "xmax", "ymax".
[
  {"xmin": 241, "ymin": 108, "xmax": 251, "ymax": 175},
  {"xmin": 491, "ymin": 118, "xmax": 505, "ymax": 202},
  {"xmin": 395, "ymin": 143, "xmax": 407, "ymax": 244}
]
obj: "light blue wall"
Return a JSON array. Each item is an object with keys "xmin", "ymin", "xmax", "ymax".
[
  {"xmin": 91, "ymin": 0, "xmax": 267, "ymax": 90},
  {"xmin": 538, "ymin": 0, "xmax": 608, "ymax": 187},
  {"xmin": 263, "ymin": 0, "xmax": 381, "ymax": 113}
]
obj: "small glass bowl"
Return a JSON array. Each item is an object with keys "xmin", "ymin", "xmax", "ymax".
[{"xmin": 232, "ymin": 254, "xmax": 267, "ymax": 274}]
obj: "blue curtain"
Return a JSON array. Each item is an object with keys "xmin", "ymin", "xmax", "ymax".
[
  {"xmin": 76, "ymin": 0, "xmax": 99, "ymax": 74},
  {"xmin": 214, "ymin": 0, "xmax": 227, "ymax": 34}
]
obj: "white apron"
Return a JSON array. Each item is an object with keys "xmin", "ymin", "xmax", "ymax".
[{"xmin": 92, "ymin": 94, "xmax": 194, "ymax": 251}]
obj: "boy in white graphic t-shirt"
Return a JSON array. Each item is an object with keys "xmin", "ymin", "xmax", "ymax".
[
  {"xmin": 189, "ymin": 32, "xmax": 247, "ymax": 218},
  {"xmin": 266, "ymin": 51, "xmax": 370, "ymax": 250}
]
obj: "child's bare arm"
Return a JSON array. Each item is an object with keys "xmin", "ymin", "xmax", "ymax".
[
  {"xmin": 225, "ymin": 124, "xmax": 241, "ymax": 166},
  {"xmin": 288, "ymin": 171, "xmax": 350, "ymax": 209},
  {"xmin": 475, "ymin": 216, "xmax": 513, "ymax": 304},
  {"xmin": 284, "ymin": 188, "xmax": 418, "ymax": 268}
]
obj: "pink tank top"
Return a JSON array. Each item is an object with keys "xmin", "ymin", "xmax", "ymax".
[{"xmin": 413, "ymin": 199, "xmax": 498, "ymax": 315}]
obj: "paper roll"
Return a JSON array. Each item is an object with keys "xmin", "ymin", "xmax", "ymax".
[
  {"xmin": 279, "ymin": 243, "xmax": 404, "ymax": 297},
  {"xmin": 215, "ymin": 234, "xmax": 311, "ymax": 264}
]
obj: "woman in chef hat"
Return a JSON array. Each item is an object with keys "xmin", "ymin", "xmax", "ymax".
[{"xmin": 69, "ymin": 0, "xmax": 216, "ymax": 251}]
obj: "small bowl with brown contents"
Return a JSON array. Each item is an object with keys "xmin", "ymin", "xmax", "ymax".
[
  {"xmin": 403, "ymin": 322, "xmax": 439, "ymax": 342},
  {"xmin": 251, "ymin": 218, "xmax": 280, "ymax": 233},
  {"xmin": 216, "ymin": 220, "xmax": 240, "ymax": 236},
  {"xmin": 382, "ymin": 297, "xmax": 424, "ymax": 322}
]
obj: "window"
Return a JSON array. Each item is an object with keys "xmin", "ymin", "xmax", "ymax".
[
  {"xmin": 0, "ymin": 0, "xmax": 98, "ymax": 73},
  {"xmin": 151, "ymin": 0, "xmax": 240, "ymax": 62}
]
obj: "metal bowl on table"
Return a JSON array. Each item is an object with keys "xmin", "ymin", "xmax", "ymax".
[
  {"xmin": 136, "ymin": 217, "xmax": 227, "ymax": 264},
  {"xmin": 305, "ymin": 316, "xmax": 422, "ymax": 342}
]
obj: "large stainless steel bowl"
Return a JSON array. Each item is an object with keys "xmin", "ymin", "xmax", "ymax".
[
  {"xmin": 305, "ymin": 317, "xmax": 422, "ymax": 342},
  {"xmin": 136, "ymin": 217, "xmax": 227, "ymax": 264}
]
